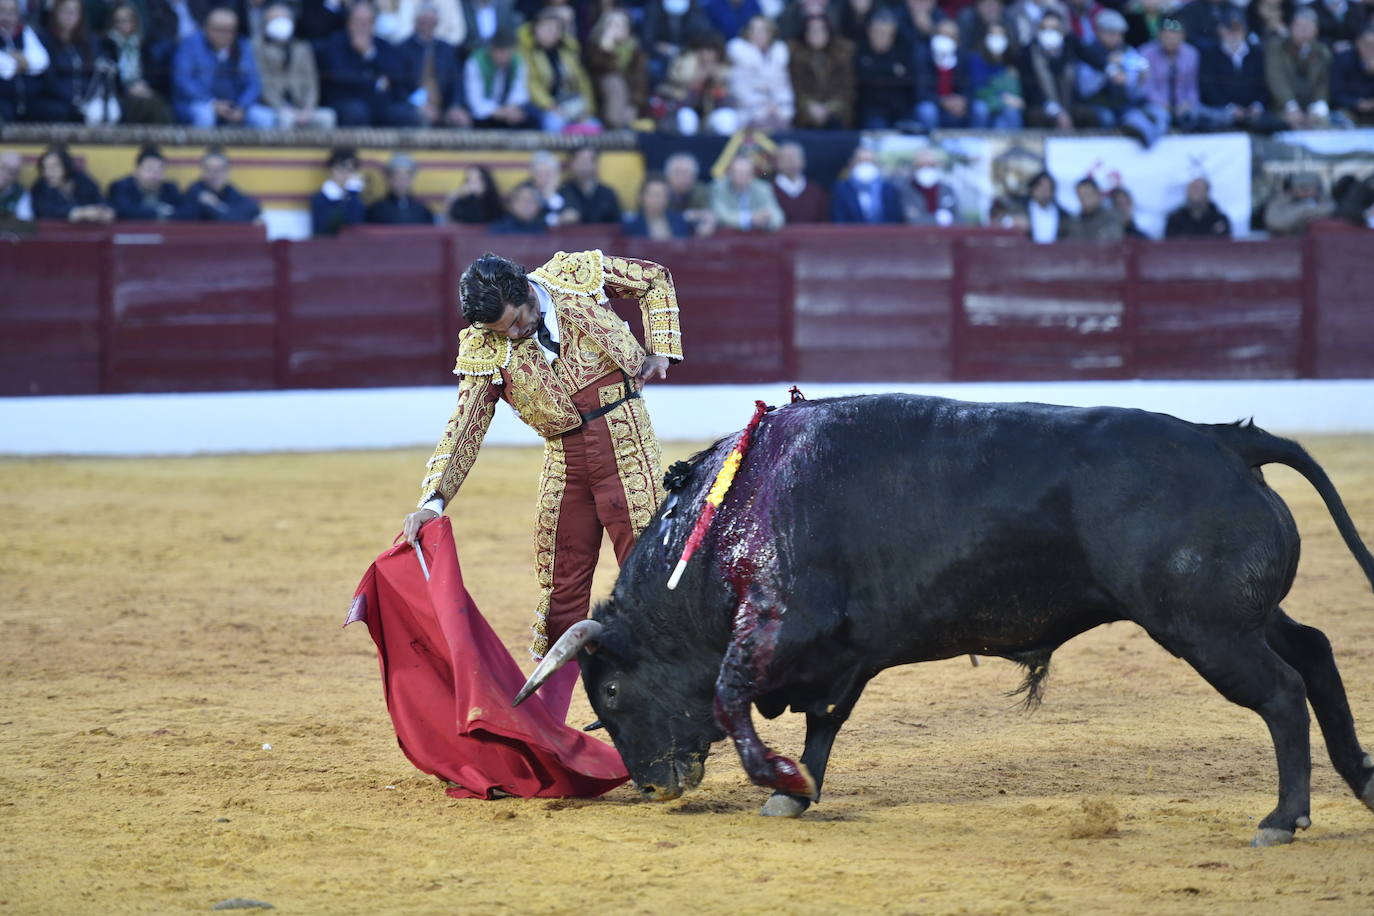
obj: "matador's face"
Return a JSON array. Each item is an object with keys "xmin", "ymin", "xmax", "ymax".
[{"xmin": 476, "ymin": 296, "xmax": 539, "ymax": 341}]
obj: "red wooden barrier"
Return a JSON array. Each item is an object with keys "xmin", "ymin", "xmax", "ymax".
[{"xmin": 2, "ymin": 224, "xmax": 1371, "ymax": 397}]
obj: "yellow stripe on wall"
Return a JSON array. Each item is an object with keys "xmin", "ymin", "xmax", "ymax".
[{"xmin": 7, "ymin": 144, "xmax": 646, "ymax": 212}]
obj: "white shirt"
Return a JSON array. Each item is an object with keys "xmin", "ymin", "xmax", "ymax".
[
  {"xmin": 529, "ymin": 277, "xmax": 560, "ymax": 365},
  {"xmin": 1028, "ymin": 200, "xmax": 1060, "ymax": 244}
]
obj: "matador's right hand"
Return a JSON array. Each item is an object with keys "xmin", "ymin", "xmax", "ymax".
[{"xmin": 402, "ymin": 508, "xmax": 439, "ymax": 544}]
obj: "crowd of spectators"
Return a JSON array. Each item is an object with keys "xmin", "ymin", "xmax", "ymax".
[
  {"xmin": 1, "ymin": 0, "xmax": 1372, "ymax": 134},
  {"xmin": 5, "ymin": 136, "xmax": 1369, "ymax": 238}
]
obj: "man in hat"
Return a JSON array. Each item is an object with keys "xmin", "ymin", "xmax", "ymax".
[
  {"xmin": 1197, "ymin": 6, "xmax": 1283, "ymax": 131},
  {"xmin": 401, "ymin": 251, "xmax": 683, "ymax": 713}
]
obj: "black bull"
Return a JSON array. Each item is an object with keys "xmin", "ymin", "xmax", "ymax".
[{"xmin": 517, "ymin": 394, "xmax": 1374, "ymax": 846}]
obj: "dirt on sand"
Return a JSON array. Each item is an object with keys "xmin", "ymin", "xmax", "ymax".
[{"xmin": 2, "ymin": 436, "xmax": 1373, "ymax": 914}]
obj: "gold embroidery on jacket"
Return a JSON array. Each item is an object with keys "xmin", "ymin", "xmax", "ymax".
[
  {"xmin": 530, "ymin": 436, "xmax": 567, "ymax": 659},
  {"xmin": 599, "ymin": 382, "xmax": 665, "ymax": 537}
]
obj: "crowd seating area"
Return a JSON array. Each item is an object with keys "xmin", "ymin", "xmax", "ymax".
[{"xmin": 2, "ymin": 0, "xmax": 1372, "ymax": 137}]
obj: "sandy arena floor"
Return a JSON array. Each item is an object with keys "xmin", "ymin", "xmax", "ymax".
[{"xmin": 2, "ymin": 434, "xmax": 1374, "ymax": 914}]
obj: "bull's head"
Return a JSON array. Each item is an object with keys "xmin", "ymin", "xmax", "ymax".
[{"xmin": 513, "ymin": 600, "xmax": 722, "ymax": 801}]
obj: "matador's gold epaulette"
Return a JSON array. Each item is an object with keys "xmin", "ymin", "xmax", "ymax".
[
  {"xmin": 530, "ymin": 250, "xmax": 608, "ymax": 302},
  {"xmin": 453, "ymin": 326, "xmax": 512, "ymax": 384}
]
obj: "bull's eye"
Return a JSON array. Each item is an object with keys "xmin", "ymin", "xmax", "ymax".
[{"xmin": 604, "ymin": 682, "xmax": 618, "ymax": 700}]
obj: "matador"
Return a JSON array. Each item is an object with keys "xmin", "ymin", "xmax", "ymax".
[{"xmin": 402, "ymin": 250, "xmax": 683, "ymax": 688}]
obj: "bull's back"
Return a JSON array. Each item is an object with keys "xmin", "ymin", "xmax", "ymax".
[{"xmin": 759, "ymin": 395, "xmax": 1293, "ymax": 664}]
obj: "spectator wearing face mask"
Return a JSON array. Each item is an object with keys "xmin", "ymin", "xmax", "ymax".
[
  {"xmin": 310, "ymin": 146, "xmax": 365, "ymax": 237},
  {"xmin": 899, "ymin": 148, "xmax": 958, "ymax": 226},
  {"xmin": 1020, "ymin": 11, "xmax": 1082, "ymax": 129},
  {"xmin": 958, "ymin": 0, "xmax": 1016, "ymax": 56},
  {"xmin": 969, "ymin": 22, "xmax": 1023, "ymax": 127},
  {"xmin": 831, "ymin": 146, "xmax": 902, "ymax": 224},
  {"xmin": 916, "ymin": 19, "xmax": 987, "ymax": 129},
  {"xmin": 254, "ymin": 4, "xmax": 335, "ymax": 128}
]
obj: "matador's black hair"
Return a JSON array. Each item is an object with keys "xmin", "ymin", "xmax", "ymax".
[{"xmin": 459, "ymin": 252, "xmax": 535, "ymax": 324}]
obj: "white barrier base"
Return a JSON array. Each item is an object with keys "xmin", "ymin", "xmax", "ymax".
[{"xmin": 2, "ymin": 380, "xmax": 1372, "ymax": 456}]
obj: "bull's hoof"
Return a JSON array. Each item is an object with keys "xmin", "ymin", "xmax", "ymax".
[
  {"xmin": 760, "ymin": 794, "xmax": 810, "ymax": 818},
  {"xmin": 1251, "ymin": 828, "xmax": 1295, "ymax": 847},
  {"xmin": 1361, "ymin": 776, "xmax": 1374, "ymax": 814}
]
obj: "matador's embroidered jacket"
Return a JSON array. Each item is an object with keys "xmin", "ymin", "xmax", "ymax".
[{"xmin": 417, "ymin": 249, "xmax": 684, "ymax": 508}]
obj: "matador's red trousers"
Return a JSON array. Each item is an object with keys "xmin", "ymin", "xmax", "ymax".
[{"xmin": 532, "ymin": 371, "xmax": 664, "ymax": 662}]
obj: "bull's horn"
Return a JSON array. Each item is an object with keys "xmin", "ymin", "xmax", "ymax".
[{"xmin": 512, "ymin": 619, "xmax": 604, "ymax": 707}]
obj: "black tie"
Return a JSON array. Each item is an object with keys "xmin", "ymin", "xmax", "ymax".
[{"xmin": 536, "ymin": 315, "xmax": 560, "ymax": 356}]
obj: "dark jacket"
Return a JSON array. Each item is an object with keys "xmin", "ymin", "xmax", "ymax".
[
  {"xmin": 177, "ymin": 180, "xmax": 261, "ymax": 221},
  {"xmin": 461, "ymin": 0, "xmax": 522, "ymax": 54},
  {"xmin": 1165, "ymin": 200, "xmax": 1233, "ymax": 238},
  {"xmin": 448, "ymin": 191, "xmax": 503, "ymax": 224},
  {"xmin": 1019, "ymin": 38, "xmax": 1080, "ymax": 116},
  {"xmin": 1175, "ymin": 0, "xmax": 1228, "ymax": 48},
  {"xmin": 1332, "ymin": 47, "xmax": 1374, "ymax": 121},
  {"xmin": 914, "ymin": 49, "xmax": 973, "ymax": 103},
  {"xmin": 310, "ymin": 187, "xmax": 364, "ymax": 236},
  {"xmin": 788, "ymin": 36, "xmax": 855, "ymax": 128},
  {"xmin": 36, "ymin": 32, "xmax": 101, "ymax": 114},
  {"xmin": 298, "ymin": 0, "xmax": 347, "ymax": 42},
  {"xmin": 854, "ymin": 38, "xmax": 915, "ymax": 126},
  {"xmin": 1200, "ymin": 40, "xmax": 1269, "ymax": 109},
  {"xmin": 489, "ymin": 214, "xmax": 547, "ymax": 234},
  {"xmin": 558, "ymin": 180, "xmax": 622, "ymax": 224},
  {"xmin": 316, "ymin": 31, "xmax": 411, "ymax": 109},
  {"xmin": 365, "ymin": 193, "xmax": 436, "ymax": 225},
  {"xmin": 622, "ymin": 211, "xmax": 692, "ymax": 238},
  {"xmin": 108, "ymin": 175, "xmax": 181, "ymax": 220},
  {"xmin": 398, "ymin": 34, "xmax": 462, "ymax": 111},
  {"xmin": 830, "ymin": 178, "xmax": 904, "ymax": 224},
  {"xmin": 30, "ymin": 172, "xmax": 105, "ymax": 220}
]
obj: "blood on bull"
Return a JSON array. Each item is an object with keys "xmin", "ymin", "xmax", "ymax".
[{"xmin": 517, "ymin": 393, "xmax": 1374, "ymax": 847}]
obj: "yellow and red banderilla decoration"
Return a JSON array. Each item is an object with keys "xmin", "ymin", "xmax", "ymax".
[{"xmin": 666, "ymin": 400, "xmax": 770, "ymax": 590}]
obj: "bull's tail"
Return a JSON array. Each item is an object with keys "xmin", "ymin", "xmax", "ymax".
[{"xmin": 1202, "ymin": 420, "xmax": 1374, "ymax": 594}]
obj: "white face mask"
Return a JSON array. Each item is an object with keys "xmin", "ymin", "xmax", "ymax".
[
  {"xmin": 930, "ymin": 33, "xmax": 957, "ymax": 58},
  {"xmin": 663, "ymin": 0, "xmax": 690, "ymax": 14},
  {"xmin": 915, "ymin": 166, "xmax": 940, "ymax": 188},
  {"xmin": 374, "ymin": 10, "xmax": 401, "ymax": 40},
  {"xmin": 264, "ymin": 16, "xmax": 294, "ymax": 41},
  {"xmin": 1037, "ymin": 28, "xmax": 1064, "ymax": 52},
  {"xmin": 851, "ymin": 161, "xmax": 880, "ymax": 184},
  {"xmin": 985, "ymin": 32, "xmax": 1008, "ymax": 56}
]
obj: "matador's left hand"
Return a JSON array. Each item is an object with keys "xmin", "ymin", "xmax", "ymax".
[{"xmin": 638, "ymin": 354, "xmax": 670, "ymax": 384}]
